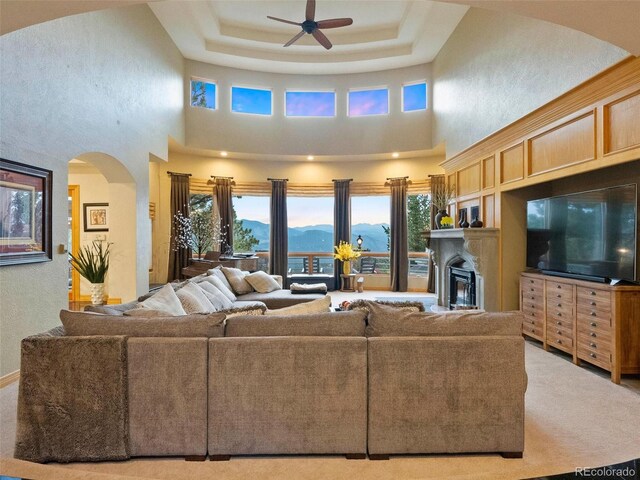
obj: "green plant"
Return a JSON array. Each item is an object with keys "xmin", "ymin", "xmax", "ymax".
[{"xmin": 69, "ymin": 241, "xmax": 111, "ymax": 283}]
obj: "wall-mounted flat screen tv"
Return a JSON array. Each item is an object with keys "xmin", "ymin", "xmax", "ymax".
[{"xmin": 527, "ymin": 184, "xmax": 637, "ymax": 282}]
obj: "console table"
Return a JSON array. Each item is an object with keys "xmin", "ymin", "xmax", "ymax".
[{"xmin": 181, "ymin": 257, "xmax": 259, "ymax": 278}]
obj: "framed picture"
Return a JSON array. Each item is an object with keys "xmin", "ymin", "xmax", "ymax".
[
  {"xmin": 0, "ymin": 158, "xmax": 53, "ymax": 266},
  {"xmin": 84, "ymin": 203, "xmax": 109, "ymax": 232}
]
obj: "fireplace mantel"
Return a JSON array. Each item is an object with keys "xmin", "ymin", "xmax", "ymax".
[{"xmin": 422, "ymin": 228, "xmax": 500, "ymax": 311}]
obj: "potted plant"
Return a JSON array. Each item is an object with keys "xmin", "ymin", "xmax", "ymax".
[
  {"xmin": 333, "ymin": 241, "xmax": 361, "ymax": 275},
  {"xmin": 69, "ymin": 240, "xmax": 111, "ymax": 305},
  {"xmin": 431, "ymin": 183, "xmax": 456, "ymax": 229}
]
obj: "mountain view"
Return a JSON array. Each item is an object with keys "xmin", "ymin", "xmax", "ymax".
[{"xmin": 239, "ymin": 220, "xmax": 390, "ymax": 253}]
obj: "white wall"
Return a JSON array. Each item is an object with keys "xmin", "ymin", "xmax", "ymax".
[
  {"xmin": 0, "ymin": 4, "xmax": 184, "ymax": 376},
  {"xmin": 185, "ymin": 61, "xmax": 432, "ymax": 157},
  {"xmin": 432, "ymin": 8, "xmax": 628, "ymax": 158}
]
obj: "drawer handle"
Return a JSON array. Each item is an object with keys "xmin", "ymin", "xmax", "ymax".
[
  {"xmin": 557, "ymin": 312, "xmax": 562, "ymax": 317},
  {"xmin": 590, "ymin": 301, "xmax": 596, "ymax": 306},
  {"xmin": 557, "ymin": 294, "xmax": 561, "ymax": 298},
  {"xmin": 556, "ymin": 321, "xmax": 562, "ymax": 325},
  {"xmin": 530, "ymin": 280, "xmax": 534, "ymax": 283},
  {"xmin": 591, "ymin": 312, "xmax": 597, "ymax": 317},
  {"xmin": 530, "ymin": 296, "xmax": 535, "ymax": 300},
  {"xmin": 557, "ymin": 330, "xmax": 562, "ymax": 335},
  {"xmin": 590, "ymin": 291, "xmax": 596, "ymax": 296},
  {"xmin": 530, "ymin": 328, "xmax": 535, "ymax": 332},
  {"xmin": 590, "ymin": 342, "xmax": 597, "ymax": 348},
  {"xmin": 590, "ymin": 353, "xmax": 597, "ymax": 358},
  {"xmin": 590, "ymin": 332, "xmax": 597, "ymax": 338},
  {"xmin": 556, "ymin": 339, "xmax": 562, "ymax": 344},
  {"xmin": 590, "ymin": 322, "xmax": 597, "ymax": 327},
  {"xmin": 530, "ymin": 288, "xmax": 535, "ymax": 292},
  {"xmin": 557, "ymin": 303, "xmax": 562, "ymax": 307}
]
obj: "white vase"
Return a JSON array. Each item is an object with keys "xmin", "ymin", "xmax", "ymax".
[{"xmin": 90, "ymin": 283, "xmax": 105, "ymax": 305}]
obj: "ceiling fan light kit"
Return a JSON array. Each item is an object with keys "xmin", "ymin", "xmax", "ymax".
[{"xmin": 267, "ymin": 0, "xmax": 353, "ymax": 50}]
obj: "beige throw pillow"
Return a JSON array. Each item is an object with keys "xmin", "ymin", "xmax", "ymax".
[
  {"xmin": 265, "ymin": 295, "xmax": 332, "ymax": 316},
  {"xmin": 200, "ymin": 275, "xmax": 237, "ymax": 302},
  {"xmin": 245, "ymin": 271, "xmax": 281, "ymax": 293},
  {"xmin": 138, "ymin": 283, "xmax": 187, "ymax": 316},
  {"xmin": 197, "ymin": 281, "xmax": 234, "ymax": 310},
  {"xmin": 208, "ymin": 267, "xmax": 235, "ymax": 292},
  {"xmin": 176, "ymin": 281, "xmax": 216, "ymax": 314},
  {"xmin": 221, "ymin": 267, "xmax": 254, "ymax": 295}
]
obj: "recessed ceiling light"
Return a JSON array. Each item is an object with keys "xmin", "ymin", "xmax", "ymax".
[
  {"xmin": 220, "ymin": 151, "xmax": 228, "ymax": 157},
  {"xmin": 307, "ymin": 155, "xmax": 314, "ymax": 161},
  {"xmin": 392, "ymin": 152, "xmax": 399, "ymax": 158}
]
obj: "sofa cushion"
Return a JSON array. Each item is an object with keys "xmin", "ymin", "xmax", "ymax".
[
  {"xmin": 201, "ymin": 274, "xmax": 237, "ymax": 302},
  {"xmin": 221, "ymin": 267, "xmax": 254, "ymax": 295},
  {"xmin": 138, "ymin": 283, "xmax": 186, "ymax": 316},
  {"xmin": 220, "ymin": 303, "xmax": 267, "ymax": 318},
  {"xmin": 245, "ymin": 271, "xmax": 281, "ymax": 293},
  {"xmin": 364, "ymin": 301, "xmax": 523, "ymax": 337},
  {"xmin": 290, "ymin": 282, "xmax": 328, "ymax": 294},
  {"xmin": 265, "ymin": 295, "xmax": 331, "ymax": 316},
  {"xmin": 196, "ymin": 281, "xmax": 234, "ymax": 310},
  {"xmin": 60, "ymin": 310, "xmax": 225, "ymax": 338},
  {"xmin": 237, "ymin": 290, "xmax": 325, "ymax": 309},
  {"xmin": 225, "ymin": 310, "xmax": 366, "ymax": 337},
  {"xmin": 176, "ymin": 281, "xmax": 216, "ymax": 314}
]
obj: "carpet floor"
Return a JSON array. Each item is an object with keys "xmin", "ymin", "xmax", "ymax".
[{"xmin": 1, "ymin": 341, "xmax": 639, "ymax": 480}]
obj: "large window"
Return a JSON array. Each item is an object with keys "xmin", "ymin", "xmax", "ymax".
[
  {"xmin": 232, "ymin": 195, "xmax": 270, "ymax": 252},
  {"xmin": 402, "ymin": 82, "xmax": 427, "ymax": 112},
  {"xmin": 348, "ymin": 88, "xmax": 389, "ymax": 116},
  {"xmin": 231, "ymin": 86, "xmax": 272, "ymax": 115},
  {"xmin": 286, "ymin": 91, "xmax": 336, "ymax": 117},
  {"xmin": 407, "ymin": 193, "xmax": 430, "ymax": 276},
  {"xmin": 287, "ymin": 196, "xmax": 334, "ymax": 274},
  {"xmin": 190, "ymin": 79, "xmax": 216, "ymax": 110}
]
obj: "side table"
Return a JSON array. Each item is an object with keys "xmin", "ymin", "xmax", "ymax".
[{"xmin": 340, "ymin": 274, "xmax": 356, "ymax": 292}]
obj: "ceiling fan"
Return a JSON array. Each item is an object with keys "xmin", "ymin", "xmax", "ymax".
[{"xmin": 267, "ymin": 0, "xmax": 353, "ymax": 50}]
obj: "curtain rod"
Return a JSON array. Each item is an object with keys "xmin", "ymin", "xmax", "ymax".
[
  {"xmin": 267, "ymin": 178, "xmax": 289, "ymax": 181},
  {"xmin": 428, "ymin": 174, "xmax": 445, "ymax": 177},
  {"xmin": 210, "ymin": 175, "xmax": 234, "ymax": 179},
  {"xmin": 332, "ymin": 178, "xmax": 353, "ymax": 182},
  {"xmin": 386, "ymin": 176, "xmax": 409, "ymax": 181},
  {"xmin": 167, "ymin": 171, "xmax": 191, "ymax": 177}
]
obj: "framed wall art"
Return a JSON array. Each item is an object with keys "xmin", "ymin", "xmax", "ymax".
[
  {"xmin": 83, "ymin": 203, "xmax": 109, "ymax": 232},
  {"xmin": 0, "ymin": 158, "xmax": 53, "ymax": 266}
]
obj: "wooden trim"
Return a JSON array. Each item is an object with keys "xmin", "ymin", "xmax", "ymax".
[
  {"xmin": 0, "ymin": 370, "xmax": 20, "ymax": 388},
  {"xmin": 68, "ymin": 185, "xmax": 80, "ymax": 302}
]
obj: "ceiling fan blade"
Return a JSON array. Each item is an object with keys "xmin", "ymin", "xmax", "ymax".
[
  {"xmin": 312, "ymin": 28, "xmax": 332, "ymax": 49},
  {"xmin": 306, "ymin": 0, "xmax": 316, "ymax": 21},
  {"xmin": 267, "ymin": 16, "xmax": 302, "ymax": 27},
  {"xmin": 316, "ymin": 18, "xmax": 353, "ymax": 29},
  {"xmin": 284, "ymin": 30, "xmax": 306, "ymax": 47}
]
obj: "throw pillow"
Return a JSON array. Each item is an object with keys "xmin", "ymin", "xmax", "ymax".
[
  {"xmin": 176, "ymin": 281, "xmax": 216, "ymax": 314},
  {"xmin": 219, "ymin": 304, "xmax": 267, "ymax": 318},
  {"xmin": 346, "ymin": 299, "xmax": 425, "ymax": 313},
  {"xmin": 199, "ymin": 275, "xmax": 237, "ymax": 302},
  {"xmin": 60, "ymin": 310, "xmax": 225, "ymax": 337},
  {"xmin": 197, "ymin": 281, "xmax": 234, "ymax": 310},
  {"xmin": 208, "ymin": 267, "xmax": 235, "ymax": 292},
  {"xmin": 221, "ymin": 267, "xmax": 254, "ymax": 295},
  {"xmin": 265, "ymin": 295, "xmax": 332, "ymax": 316},
  {"xmin": 245, "ymin": 271, "xmax": 281, "ymax": 293},
  {"xmin": 138, "ymin": 283, "xmax": 186, "ymax": 316}
]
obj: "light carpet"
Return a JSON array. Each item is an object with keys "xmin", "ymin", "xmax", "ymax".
[{"xmin": 1, "ymin": 342, "xmax": 639, "ymax": 480}]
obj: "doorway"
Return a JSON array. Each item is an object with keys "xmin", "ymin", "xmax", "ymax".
[{"xmin": 68, "ymin": 185, "xmax": 80, "ymax": 301}]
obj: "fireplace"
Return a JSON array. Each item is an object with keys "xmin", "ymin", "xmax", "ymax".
[{"xmin": 448, "ymin": 266, "xmax": 476, "ymax": 309}]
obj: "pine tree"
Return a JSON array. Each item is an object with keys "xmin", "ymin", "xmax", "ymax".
[
  {"xmin": 232, "ymin": 204, "xmax": 259, "ymax": 252},
  {"xmin": 407, "ymin": 194, "xmax": 430, "ymax": 252},
  {"xmin": 191, "ymin": 82, "xmax": 207, "ymax": 108}
]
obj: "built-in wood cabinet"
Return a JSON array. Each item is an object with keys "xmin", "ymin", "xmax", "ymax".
[{"xmin": 520, "ymin": 272, "xmax": 640, "ymax": 383}]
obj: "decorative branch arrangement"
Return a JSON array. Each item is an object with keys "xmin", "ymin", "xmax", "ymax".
[
  {"xmin": 431, "ymin": 183, "xmax": 456, "ymax": 211},
  {"xmin": 172, "ymin": 210, "xmax": 227, "ymax": 260}
]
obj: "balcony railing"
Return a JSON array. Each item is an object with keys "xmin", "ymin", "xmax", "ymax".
[{"xmin": 252, "ymin": 251, "xmax": 429, "ymax": 277}]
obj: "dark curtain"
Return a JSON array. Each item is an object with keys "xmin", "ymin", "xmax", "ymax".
[
  {"xmin": 390, "ymin": 178, "xmax": 409, "ymax": 292},
  {"xmin": 215, "ymin": 177, "xmax": 234, "ymax": 254},
  {"xmin": 269, "ymin": 179, "xmax": 288, "ymax": 280},
  {"xmin": 167, "ymin": 174, "xmax": 191, "ymax": 282},
  {"xmin": 426, "ymin": 175, "xmax": 445, "ymax": 293},
  {"xmin": 333, "ymin": 179, "xmax": 352, "ymax": 290}
]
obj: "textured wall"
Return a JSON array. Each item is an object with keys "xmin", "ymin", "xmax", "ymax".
[
  {"xmin": 186, "ymin": 61, "xmax": 432, "ymax": 157},
  {"xmin": 0, "ymin": 5, "xmax": 184, "ymax": 376},
  {"xmin": 432, "ymin": 8, "xmax": 628, "ymax": 158}
]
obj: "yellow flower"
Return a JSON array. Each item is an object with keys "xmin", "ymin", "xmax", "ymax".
[
  {"xmin": 440, "ymin": 216, "xmax": 454, "ymax": 227},
  {"xmin": 333, "ymin": 241, "xmax": 362, "ymax": 261}
]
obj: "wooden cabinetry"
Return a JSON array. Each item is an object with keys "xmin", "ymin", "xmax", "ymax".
[{"xmin": 520, "ymin": 272, "xmax": 640, "ymax": 383}]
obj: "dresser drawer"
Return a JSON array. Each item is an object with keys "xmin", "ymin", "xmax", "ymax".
[
  {"xmin": 547, "ymin": 331, "xmax": 573, "ymax": 351},
  {"xmin": 522, "ymin": 300, "xmax": 544, "ymax": 315},
  {"xmin": 577, "ymin": 323, "xmax": 612, "ymax": 343},
  {"xmin": 547, "ymin": 321, "xmax": 573, "ymax": 339},
  {"xmin": 576, "ymin": 315, "xmax": 611, "ymax": 336},
  {"xmin": 548, "ymin": 315, "xmax": 573, "ymax": 332},
  {"xmin": 577, "ymin": 332, "xmax": 611, "ymax": 355},
  {"xmin": 546, "ymin": 296, "xmax": 574, "ymax": 314},
  {"xmin": 546, "ymin": 280, "xmax": 575, "ymax": 302},
  {"xmin": 522, "ymin": 324, "xmax": 543, "ymax": 340},
  {"xmin": 578, "ymin": 345, "xmax": 611, "ymax": 370},
  {"xmin": 522, "ymin": 276, "xmax": 544, "ymax": 290},
  {"xmin": 576, "ymin": 287, "xmax": 611, "ymax": 307},
  {"xmin": 576, "ymin": 303, "xmax": 611, "ymax": 321}
]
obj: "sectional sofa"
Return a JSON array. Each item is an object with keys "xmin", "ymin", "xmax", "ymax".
[{"xmin": 14, "ymin": 303, "xmax": 527, "ymax": 463}]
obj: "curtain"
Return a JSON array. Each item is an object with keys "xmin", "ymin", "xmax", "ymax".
[
  {"xmin": 389, "ymin": 178, "xmax": 409, "ymax": 292},
  {"xmin": 333, "ymin": 179, "xmax": 352, "ymax": 290},
  {"xmin": 426, "ymin": 175, "xmax": 445, "ymax": 293},
  {"xmin": 215, "ymin": 177, "xmax": 234, "ymax": 254},
  {"xmin": 167, "ymin": 174, "xmax": 191, "ymax": 282},
  {"xmin": 269, "ymin": 179, "xmax": 288, "ymax": 280}
]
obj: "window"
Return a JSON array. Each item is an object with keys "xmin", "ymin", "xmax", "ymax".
[
  {"xmin": 348, "ymin": 88, "xmax": 389, "ymax": 116},
  {"xmin": 402, "ymin": 82, "xmax": 427, "ymax": 112},
  {"xmin": 287, "ymin": 197, "xmax": 334, "ymax": 253},
  {"xmin": 285, "ymin": 91, "xmax": 336, "ymax": 117},
  {"xmin": 231, "ymin": 86, "xmax": 272, "ymax": 115},
  {"xmin": 190, "ymin": 80, "xmax": 216, "ymax": 110},
  {"xmin": 407, "ymin": 194, "xmax": 430, "ymax": 276},
  {"xmin": 351, "ymin": 195, "xmax": 390, "ymax": 274},
  {"xmin": 232, "ymin": 195, "xmax": 270, "ymax": 252}
]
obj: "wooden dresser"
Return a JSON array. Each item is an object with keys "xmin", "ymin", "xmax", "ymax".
[{"xmin": 520, "ymin": 272, "xmax": 640, "ymax": 383}]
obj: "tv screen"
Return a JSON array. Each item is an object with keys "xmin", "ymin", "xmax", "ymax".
[{"xmin": 527, "ymin": 184, "xmax": 637, "ymax": 282}]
